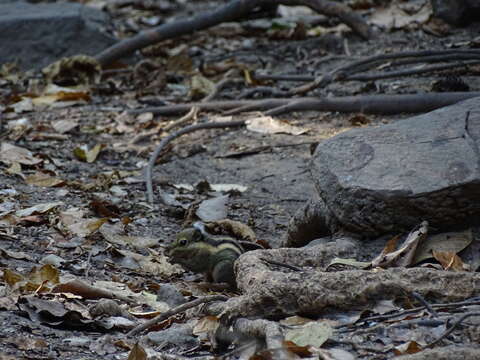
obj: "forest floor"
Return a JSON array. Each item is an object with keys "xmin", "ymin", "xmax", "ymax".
[{"xmin": 1, "ymin": 0, "xmax": 480, "ymax": 358}]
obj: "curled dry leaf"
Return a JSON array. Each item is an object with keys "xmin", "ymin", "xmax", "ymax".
[
  {"xmin": 371, "ymin": 221, "xmax": 428, "ymax": 268},
  {"xmin": 73, "ymin": 144, "xmax": 104, "ymax": 163}
]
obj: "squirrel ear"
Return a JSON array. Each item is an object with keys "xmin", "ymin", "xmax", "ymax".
[{"xmin": 192, "ymin": 228, "xmax": 204, "ymax": 242}]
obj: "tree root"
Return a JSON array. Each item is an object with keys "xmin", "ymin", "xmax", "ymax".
[{"xmin": 131, "ymin": 92, "xmax": 480, "ymax": 117}]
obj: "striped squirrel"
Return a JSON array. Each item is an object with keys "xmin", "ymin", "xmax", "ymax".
[{"xmin": 166, "ymin": 222, "xmax": 245, "ymax": 287}]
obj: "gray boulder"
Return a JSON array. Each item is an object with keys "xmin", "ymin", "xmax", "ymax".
[
  {"xmin": 286, "ymin": 97, "xmax": 480, "ymax": 246},
  {"xmin": 0, "ymin": 2, "xmax": 116, "ymax": 69},
  {"xmin": 431, "ymin": 0, "xmax": 480, "ymax": 25}
]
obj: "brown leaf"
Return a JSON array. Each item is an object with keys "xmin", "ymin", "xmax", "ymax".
[
  {"xmin": 432, "ymin": 251, "xmax": 469, "ymax": 271},
  {"xmin": 25, "ymin": 172, "xmax": 65, "ymax": 187},
  {"xmin": 371, "ymin": 222, "xmax": 428, "ymax": 268},
  {"xmin": 393, "ymin": 340, "xmax": 422, "ymax": 355},
  {"xmin": 283, "ymin": 340, "xmax": 312, "ymax": 357},
  {"xmin": 127, "ymin": 343, "xmax": 147, "ymax": 360}
]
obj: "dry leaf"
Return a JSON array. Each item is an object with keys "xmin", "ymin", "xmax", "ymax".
[
  {"xmin": 0, "ymin": 143, "xmax": 42, "ymax": 166},
  {"xmin": 413, "ymin": 229, "xmax": 473, "ymax": 264},
  {"xmin": 25, "ymin": 172, "xmax": 65, "ymax": 187},
  {"xmin": 73, "ymin": 144, "xmax": 104, "ymax": 163},
  {"xmin": 285, "ymin": 321, "xmax": 333, "ymax": 348},
  {"xmin": 246, "ymin": 113, "xmax": 308, "ymax": 135},
  {"xmin": 51, "ymin": 119, "xmax": 78, "ymax": 134},
  {"xmin": 432, "ymin": 251, "xmax": 469, "ymax": 272},
  {"xmin": 193, "ymin": 316, "xmax": 220, "ymax": 335},
  {"xmin": 127, "ymin": 343, "xmax": 147, "ymax": 360},
  {"xmin": 196, "ymin": 195, "xmax": 229, "ymax": 222},
  {"xmin": 15, "ymin": 202, "xmax": 63, "ymax": 217},
  {"xmin": 189, "ymin": 74, "xmax": 215, "ymax": 99},
  {"xmin": 371, "ymin": 222, "xmax": 428, "ymax": 268},
  {"xmin": 393, "ymin": 340, "xmax": 422, "ymax": 355},
  {"xmin": 370, "ymin": 2, "xmax": 431, "ymax": 30}
]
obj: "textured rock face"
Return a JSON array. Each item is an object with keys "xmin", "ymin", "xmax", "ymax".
[
  {"xmin": 0, "ymin": 2, "xmax": 116, "ymax": 69},
  {"xmin": 431, "ymin": 0, "xmax": 480, "ymax": 25},
  {"xmin": 286, "ymin": 97, "xmax": 480, "ymax": 246},
  {"xmin": 311, "ymin": 96, "xmax": 480, "ymax": 237}
]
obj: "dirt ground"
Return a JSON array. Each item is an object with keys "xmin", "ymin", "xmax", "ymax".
[{"xmin": 1, "ymin": 0, "xmax": 480, "ymax": 359}]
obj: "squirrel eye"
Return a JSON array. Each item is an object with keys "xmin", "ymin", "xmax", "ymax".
[{"xmin": 179, "ymin": 239, "xmax": 187, "ymax": 246}]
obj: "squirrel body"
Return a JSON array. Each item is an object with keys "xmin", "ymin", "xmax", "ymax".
[{"xmin": 166, "ymin": 226, "xmax": 244, "ymax": 287}]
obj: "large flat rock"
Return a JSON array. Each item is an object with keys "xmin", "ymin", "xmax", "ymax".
[
  {"xmin": 309, "ymin": 96, "xmax": 480, "ymax": 237},
  {"xmin": 0, "ymin": 2, "xmax": 116, "ymax": 69}
]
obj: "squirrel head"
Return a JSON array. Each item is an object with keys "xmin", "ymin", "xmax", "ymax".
[{"xmin": 166, "ymin": 227, "xmax": 213, "ymax": 272}]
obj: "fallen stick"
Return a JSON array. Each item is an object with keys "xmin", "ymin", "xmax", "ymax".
[
  {"xmin": 129, "ymin": 92, "xmax": 480, "ymax": 117},
  {"xmin": 95, "ymin": 0, "xmax": 371, "ymax": 66}
]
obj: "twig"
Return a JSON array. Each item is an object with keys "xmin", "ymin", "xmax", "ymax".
[
  {"xmin": 425, "ymin": 312, "xmax": 480, "ymax": 348},
  {"xmin": 145, "ymin": 119, "xmax": 245, "ymax": 204},
  {"xmin": 261, "ymin": 258, "xmax": 303, "ymax": 272},
  {"xmin": 337, "ymin": 298, "xmax": 480, "ymax": 331},
  {"xmin": 202, "ymin": 73, "xmax": 242, "ymax": 102},
  {"xmin": 128, "ymin": 99, "xmax": 292, "ymax": 116},
  {"xmin": 130, "ymin": 92, "xmax": 480, "ymax": 117},
  {"xmin": 95, "ymin": 0, "xmax": 371, "ymax": 66},
  {"xmin": 347, "ymin": 61, "xmax": 480, "ymax": 82},
  {"xmin": 258, "ymin": 61, "xmax": 480, "ymax": 83},
  {"xmin": 162, "ymin": 106, "xmax": 199, "ymax": 132},
  {"xmin": 292, "ymin": 49, "xmax": 480, "ymax": 94},
  {"xmin": 127, "ymin": 295, "xmax": 228, "ymax": 336},
  {"xmin": 263, "ymin": 92, "xmax": 480, "ymax": 116},
  {"xmin": 411, "ymin": 291, "xmax": 438, "ymax": 318},
  {"xmin": 237, "ymin": 86, "xmax": 292, "ymax": 99}
]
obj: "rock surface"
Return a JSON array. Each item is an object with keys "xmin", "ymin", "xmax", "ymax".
[
  {"xmin": 0, "ymin": 2, "xmax": 116, "ymax": 69},
  {"xmin": 431, "ymin": 0, "xmax": 480, "ymax": 25},
  {"xmin": 287, "ymin": 97, "xmax": 480, "ymax": 246}
]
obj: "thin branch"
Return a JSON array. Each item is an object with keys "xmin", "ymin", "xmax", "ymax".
[
  {"xmin": 129, "ymin": 93, "xmax": 480, "ymax": 118},
  {"xmin": 263, "ymin": 92, "xmax": 480, "ymax": 116},
  {"xmin": 256, "ymin": 61, "xmax": 480, "ymax": 83},
  {"xmin": 425, "ymin": 312, "xmax": 480, "ymax": 348},
  {"xmin": 127, "ymin": 295, "xmax": 228, "ymax": 336},
  {"xmin": 202, "ymin": 75, "xmax": 242, "ymax": 102},
  {"xmin": 411, "ymin": 291, "xmax": 438, "ymax": 318},
  {"xmin": 292, "ymin": 49, "xmax": 480, "ymax": 94},
  {"xmin": 163, "ymin": 106, "xmax": 199, "ymax": 132}
]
